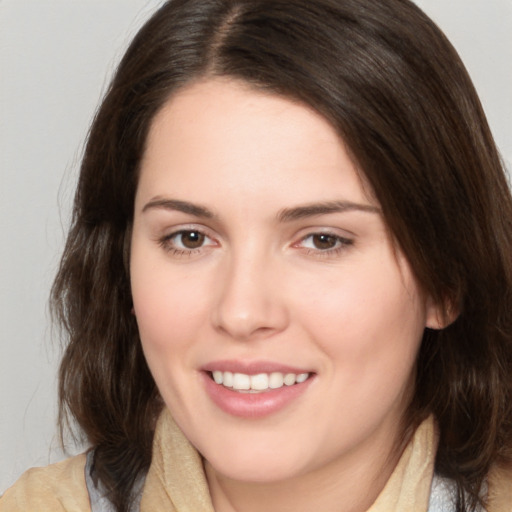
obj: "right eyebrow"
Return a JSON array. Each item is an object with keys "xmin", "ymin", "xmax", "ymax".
[
  {"xmin": 277, "ymin": 200, "xmax": 380, "ymax": 222},
  {"xmin": 141, "ymin": 198, "xmax": 214, "ymax": 218}
]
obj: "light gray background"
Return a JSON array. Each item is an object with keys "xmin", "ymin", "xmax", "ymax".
[{"xmin": 1, "ymin": 0, "xmax": 511, "ymax": 493}]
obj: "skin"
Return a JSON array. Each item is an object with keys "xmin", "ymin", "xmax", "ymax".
[{"xmin": 130, "ymin": 78, "xmax": 442, "ymax": 512}]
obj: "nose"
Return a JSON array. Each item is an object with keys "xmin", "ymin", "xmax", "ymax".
[{"xmin": 211, "ymin": 249, "xmax": 289, "ymax": 341}]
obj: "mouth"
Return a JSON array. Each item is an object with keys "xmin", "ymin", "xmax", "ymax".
[
  {"xmin": 201, "ymin": 362, "xmax": 315, "ymax": 418},
  {"xmin": 208, "ymin": 370, "xmax": 311, "ymax": 393}
]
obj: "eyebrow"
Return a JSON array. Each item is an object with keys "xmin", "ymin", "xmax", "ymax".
[
  {"xmin": 141, "ymin": 197, "xmax": 380, "ymax": 221},
  {"xmin": 277, "ymin": 200, "xmax": 380, "ymax": 222},
  {"xmin": 142, "ymin": 198, "xmax": 214, "ymax": 218}
]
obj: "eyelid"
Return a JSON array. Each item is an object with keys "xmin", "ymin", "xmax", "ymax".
[
  {"xmin": 300, "ymin": 233, "xmax": 349, "ymax": 246},
  {"xmin": 292, "ymin": 225, "xmax": 355, "ymax": 243},
  {"xmin": 159, "ymin": 223, "xmax": 217, "ymax": 239}
]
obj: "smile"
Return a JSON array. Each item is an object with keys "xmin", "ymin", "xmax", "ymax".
[
  {"xmin": 211, "ymin": 371, "xmax": 310, "ymax": 392},
  {"xmin": 201, "ymin": 364, "xmax": 315, "ymax": 418}
]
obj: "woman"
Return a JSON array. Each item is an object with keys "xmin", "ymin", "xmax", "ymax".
[{"xmin": 2, "ymin": 0, "xmax": 511, "ymax": 511}]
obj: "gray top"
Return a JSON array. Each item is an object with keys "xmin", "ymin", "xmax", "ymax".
[{"xmin": 428, "ymin": 474, "xmax": 486, "ymax": 512}]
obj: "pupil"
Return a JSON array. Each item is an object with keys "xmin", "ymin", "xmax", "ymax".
[
  {"xmin": 182, "ymin": 231, "xmax": 204, "ymax": 249},
  {"xmin": 313, "ymin": 234, "xmax": 336, "ymax": 250}
]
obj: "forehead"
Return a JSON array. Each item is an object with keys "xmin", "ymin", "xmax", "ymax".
[{"xmin": 137, "ymin": 78, "xmax": 376, "ymax": 210}]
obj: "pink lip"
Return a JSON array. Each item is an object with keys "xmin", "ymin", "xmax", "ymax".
[
  {"xmin": 201, "ymin": 359, "xmax": 312, "ymax": 375},
  {"xmin": 200, "ymin": 360, "xmax": 315, "ymax": 419}
]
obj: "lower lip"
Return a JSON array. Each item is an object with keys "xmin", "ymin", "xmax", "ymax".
[{"xmin": 201, "ymin": 372, "xmax": 314, "ymax": 418}]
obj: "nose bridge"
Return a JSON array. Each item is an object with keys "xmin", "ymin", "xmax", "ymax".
[{"xmin": 212, "ymin": 240, "xmax": 288, "ymax": 340}]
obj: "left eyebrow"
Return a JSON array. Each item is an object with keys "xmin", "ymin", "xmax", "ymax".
[
  {"xmin": 277, "ymin": 201, "xmax": 380, "ymax": 222},
  {"xmin": 141, "ymin": 198, "xmax": 214, "ymax": 218}
]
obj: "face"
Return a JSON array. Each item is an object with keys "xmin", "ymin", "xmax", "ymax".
[{"xmin": 131, "ymin": 78, "xmax": 439, "ymax": 484}]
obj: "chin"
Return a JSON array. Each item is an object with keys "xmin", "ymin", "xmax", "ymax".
[
  {"xmin": 199, "ymin": 432, "xmax": 315, "ymax": 484},
  {"xmin": 206, "ymin": 454, "xmax": 304, "ymax": 484}
]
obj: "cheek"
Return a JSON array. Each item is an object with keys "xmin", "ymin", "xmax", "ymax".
[
  {"xmin": 294, "ymin": 260, "xmax": 426, "ymax": 380},
  {"xmin": 130, "ymin": 251, "xmax": 210, "ymax": 357},
  {"xmin": 130, "ymin": 261, "xmax": 212, "ymax": 411},
  {"xmin": 295, "ymin": 269, "xmax": 425, "ymax": 442}
]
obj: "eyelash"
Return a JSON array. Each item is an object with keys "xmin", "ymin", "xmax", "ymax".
[
  {"xmin": 158, "ymin": 229, "xmax": 354, "ymax": 258},
  {"xmin": 158, "ymin": 229, "xmax": 217, "ymax": 256}
]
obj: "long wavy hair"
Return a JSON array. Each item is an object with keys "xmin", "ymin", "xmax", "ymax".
[{"xmin": 52, "ymin": 0, "xmax": 512, "ymax": 510}]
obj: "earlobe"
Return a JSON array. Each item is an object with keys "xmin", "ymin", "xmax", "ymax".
[{"xmin": 425, "ymin": 296, "xmax": 459, "ymax": 330}]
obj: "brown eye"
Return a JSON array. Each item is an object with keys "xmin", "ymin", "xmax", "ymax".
[
  {"xmin": 311, "ymin": 234, "xmax": 338, "ymax": 250},
  {"xmin": 297, "ymin": 232, "xmax": 353, "ymax": 254},
  {"xmin": 177, "ymin": 230, "xmax": 205, "ymax": 249}
]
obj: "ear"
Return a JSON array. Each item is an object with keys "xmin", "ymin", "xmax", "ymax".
[{"xmin": 425, "ymin": 295, "xmax": 459, "ymax": 330}]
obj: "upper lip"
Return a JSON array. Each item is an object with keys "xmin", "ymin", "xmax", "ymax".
[{"xmin": 201, "ymin": 360, "xmax": 313, "ymax": 375}]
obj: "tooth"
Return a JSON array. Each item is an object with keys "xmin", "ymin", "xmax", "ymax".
[
  {"xmin": 269, "ymin": 372, "xmax": 284, "ymax": 389},
  {"xmin": 233, "ymin": 373, "xmax": 251, "ymax": 390},
  {"xmin": 250, "ymin": 373, "xmax": 269, "ymax": 391},
  {"xmin": 223, "ymin": 371, "xmax": 233, "ymax": 387},
  {"xmin": 215, "ymin": 370, "xmax": 308, "ymax": 390},
  {"xmin": 284, "ymin": 373, "xmax": 296, "ymax": 386}
]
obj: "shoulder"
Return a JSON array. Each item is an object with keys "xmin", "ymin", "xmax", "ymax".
[{"xmin": 0, "ymin": 453, "xmax": 90, "ymax": 512}]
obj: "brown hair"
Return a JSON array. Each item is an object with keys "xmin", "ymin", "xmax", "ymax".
[{"xmin": 52, "ymin": 0, "xmax": 512, "ymax": 510}]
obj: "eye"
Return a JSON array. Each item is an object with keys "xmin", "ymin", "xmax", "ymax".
[
  {"xmin": 297, "ymin": 232, "xmax": 353, "ymax": 253},
  {"xmin": 160, "ymin": 228, "xmax": 217, "ymax": 255},
  {"xmin": 304, "ymin": 234, "xmax": 340, "ymax": 250},
  {"xmin": 173, "ymin": 230, "xmax": 207, "ymax": 249}
]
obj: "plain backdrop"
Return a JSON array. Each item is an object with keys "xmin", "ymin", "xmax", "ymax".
[{"xmin": 1, "ymin": 0, "xmax": 511, "ymax": 493}]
